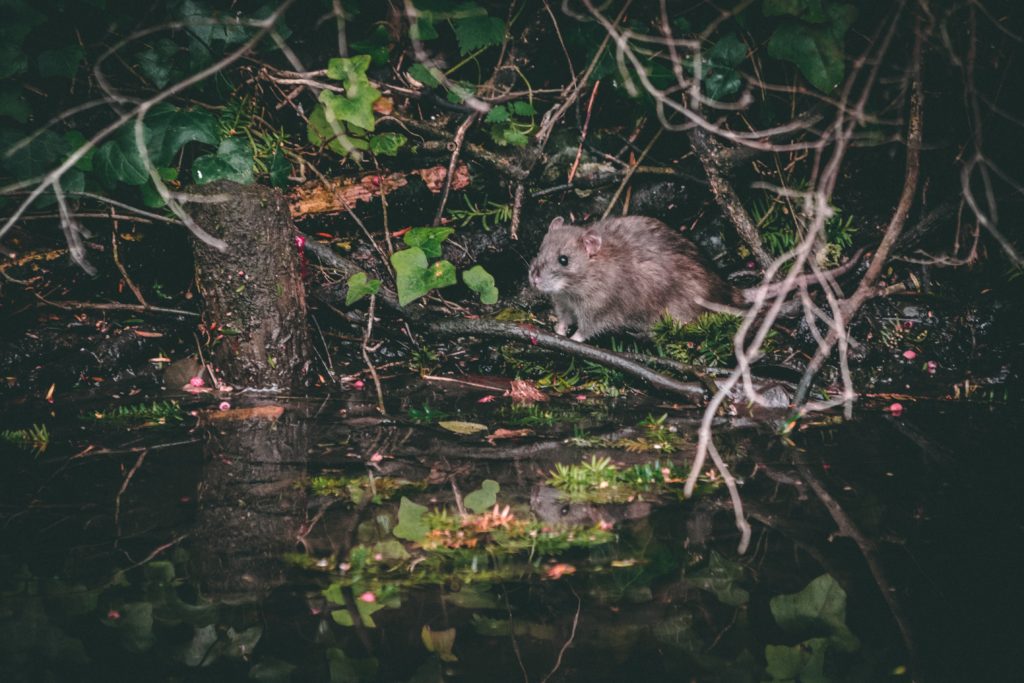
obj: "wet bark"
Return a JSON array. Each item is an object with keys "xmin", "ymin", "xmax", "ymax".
[{"xmin": 187, "ymin": 181, "xmax": 311, "ymax": 390}]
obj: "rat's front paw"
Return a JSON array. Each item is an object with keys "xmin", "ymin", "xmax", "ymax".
[
  {"xmin": 555, "ymin": 320, "xmax": 568, "ymax": 336},
  {"xmin": 570, "ymin": 331, "xmax": 586, "ymax": 342}
]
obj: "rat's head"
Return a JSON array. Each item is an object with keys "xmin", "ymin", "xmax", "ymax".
[{"xmin": 528, "ymin": 217, "xmax": 603, "ymax": 294}]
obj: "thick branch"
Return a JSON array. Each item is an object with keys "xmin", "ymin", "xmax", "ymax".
[
  {"xmin": 427, "ymin": 318, "xmax": 708, "ymax": 403},
  {"xmin": 687, "ymin": 126, "xmax": 772, "ymax": 269}
]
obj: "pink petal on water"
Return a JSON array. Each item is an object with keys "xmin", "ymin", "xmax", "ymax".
[
  {"xmin": 189, "ymin": 376, "xmax": 205, "ymax": 387},
  {"xmin": 358, "ymin": 591, "xmax": 376, "ymax": 603},
  {"xmin": 902, "ymin": 349, "xmax": 917, "ymax": 360},
  {"xmin": 888, "ymin": 402, "xmax": 904, "ymax": 416}
]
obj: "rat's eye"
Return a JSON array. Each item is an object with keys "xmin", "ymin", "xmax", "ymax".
[{"xmin": 558, "ymin": 255, "xmax": 569, "ymax": 266}]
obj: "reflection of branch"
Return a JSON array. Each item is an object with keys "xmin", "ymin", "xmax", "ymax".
[{"xmin": 796, "ymin": 461, "xmax": 919, "ymax": 673}]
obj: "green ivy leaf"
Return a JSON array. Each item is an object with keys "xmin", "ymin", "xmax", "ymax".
[
  {"xmin": 191, "ymin": 137, "xmax": 254, "ymax": 185},
  {"xmin": 0, "ymin": 86, "xmax": 30, "ymax": 124},
  {"xmin": 267, "ymin": 149, "xmax": 290, "ymax": 187},
  {"xmin": 63, "ymin": 131, "xmax": 95, "ymax": 172},
  {"xmin": 402, "ymin": 227, "xmax": 453, "ymax": 258},
  {"xmin": 139, "ymin": 167, "xmax": 178, "ymax": 208},
  {"xmin": 307, "ymin": 103, "xmax": 353, "ymax": 156},
  {"xmin": 319, "ymin": 88, "xmax": 379, "ymax": 134},
  {"xmin": 452, "ymin": 15, "xmax": 505, "ymax": 55},
  {"xmin": 369, "ymin": 132, "xmax": 407, "ymax": 156},
  {"xmin": 1, "ymin": 129, "xmax": 66, "ymax": 179},
  {"xmin": 767, "ymin": 4, "xmax": 857, "ymax": 92},
  {"xmin": 145, "ymin": 104, "xmax": 219, "ymax": 167},
  {"xmin": 93, "ymin": 133, "xmax": 149, "ymax": 187},
  {"xmin": 390, "ymin": 247, "xmax": 456, "ymax": 305},
  {"xmin": 769, "ymin": 573, "xmax": 860, "ymax": 652},
  {"xmin": 703, "ymin": 34, "xmax": 746, "ymax": 100},
  {"xmin": 462, "ymin": 265, "xmax": 498, "ymax": 304},
  {"xmin": 37, "ymin": 45, "xmax": 85, "ymax": 80},
  {"xmin": 0, "ymin": 1, "xmax": 45, "ymax": 79},
  {"xmin": 326, "ymin": 54, "xmax": 372, "ymax": 83},
  {"xmin": 393, "ymin": 496, "xmax": 429, "ymax": 542},
  {"xmin": 464, "ymin": 479, "xmax": 499, "ymax": 513},
  {"xmin": 763, "ymin": 0, "xmax": 828, "ymax": 23},
  {"xmin": 136, "ymin": 38, "xmax": 181, "ymax": 89},
  {"xmin": 345, "ymin": 272, "xmax": 381, "ymax": 305},
  {"xmin": 350, "ymin": 25, "xmax": 392, "ymax": 66}
]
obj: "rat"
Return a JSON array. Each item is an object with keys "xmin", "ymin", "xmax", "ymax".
[
  {"xmin": 528, "ymin": 216, "xmax": 743, "ymax": 341},
  {"xmin": 529, "ymin": 215, "xmax": 862, "ymax": 341}
]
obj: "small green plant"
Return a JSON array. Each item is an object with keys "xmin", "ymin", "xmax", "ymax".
[
  {"xmin": 390, "ymin": 227, "xmax": 498, "ymax": 305},
  {"xmin": 408, "ymin": 347, "xmax": 439, "ymax": 375},
  {"xmin": 483, "ymin": 99, "xmax": 536, "ymax": 147},
  {"xmin": 751, "ymin": 192, "xmax": 858, "ymax": 267},
  {"xmin": 1, "ymin": 423, "xmax": 50, "ymax": 455},
  {"xmin": 85, "ymin": 400, "xmax": 184, "ymax": 427},
  {"xmin": 307, "ymin": 55, "xmax": 407, "ymax": 161},
  {"xmin": 408, "ymin": 403, "xmax": 452, "ymax": 424},
  {"xmin": 447, "ymin": 196, "xmax": 512, "ymax": 230}
]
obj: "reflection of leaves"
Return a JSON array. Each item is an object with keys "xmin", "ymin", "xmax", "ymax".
[
  {"xmin": 688, "ymin": 550, "xmax": 750, "ymax": 606},
  {"xmin": 421, "ymin": 625, "xmax": 458, "ymax": 662},
  {"xmin": 464, "ymin": 479, "xmax": 499, "ymax": 513},
  {"xmin": 769, "ymin": 574, "xmax": 860, "ymax": 652},
  {"xmin": 394, "ymin": 496, "xmax": 429, "ymax": 542},
  {"xmin": 764, "ymin": 637, "xmax": 829, "ymax": 682}
]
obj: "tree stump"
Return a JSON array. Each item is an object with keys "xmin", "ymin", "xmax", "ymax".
[{"xmin": 188, "ymin": 181, "xmax": 311, "ymax": 390}]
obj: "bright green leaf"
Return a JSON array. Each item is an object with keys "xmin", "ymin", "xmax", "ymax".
[
  {"xmin": 464, "ymin": 479, "xmax": 499, "ymax": 513},
  {"xmin": 462, "ymin": 264, "xmax": 498, "ymax": 304},
  {"xmin": 510, "ymin": 100, "xmax": 535, "ymax": 117},
  {"xmin": 369, "ymin": 132, "xmax": 407, "ymax": 156},
  {"xmin": 345, "ymin": 272, "xmax": 381, "ymax": 305},
  {"xmin": 402, "ymin": 227, "xmax": 453, "ymax": 258},
  {"xmin": 484, "ymin": 105, "xmax": 509, "ymax": 123},
  {"xmin": 391, "ymin": 247, "xmax": 457, "ymax": 305},
  {"xmin": 394, "ymin": 496, "xmax": 429, "ymax": 542},
  {"xmin": 320, "ymin": 88, "xmax": 379, "ymax": 134},
  {"xmin": 326, "ymin": 55, "xmax": 372, "ymax": 83}
]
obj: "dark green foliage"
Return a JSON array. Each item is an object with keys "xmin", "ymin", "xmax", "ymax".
[{"xmin": 653, "ymin": 312, "xmax": 776, "ymax": 367}]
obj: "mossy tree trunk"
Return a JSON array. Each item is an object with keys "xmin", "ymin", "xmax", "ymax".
[{"xmin": 188, "ymin": 181, "xmax": 311, "ymax": 390}]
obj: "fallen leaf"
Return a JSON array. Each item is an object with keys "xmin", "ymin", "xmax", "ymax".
[
  {"xmin": 132, "ymin": 330, "xmax": 165, "ymax": 338},
  {"xmin": 485, "ymin": 428, "xmax": 533, "ymax": 445},
  {"xmin": 439, "ymin": 420, "xmax": 489, "ymax": 435},
  {"xmin": 197, "ymin": 405, "xmax": 285, "ymax": 423},
  {"xmin": 546, "ymin": 563, "xmax": 576, "ymax": 579},
  {"xmin": 505, "ymin": 379, "xmax": 547, "ymax": 404}
]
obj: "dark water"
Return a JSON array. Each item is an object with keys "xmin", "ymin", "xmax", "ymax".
[{"xmin": 1, "ymin": 387, "xmax": 1021, "ymax": 682}]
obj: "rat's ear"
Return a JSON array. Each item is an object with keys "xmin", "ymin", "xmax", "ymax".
[
  {"xmin": 582, "ymin": 230, "xmax": 602, "ymax": 257},
  {"xmin": 548, "ymin": 217, "xmax": 565, "ymax": 231}
]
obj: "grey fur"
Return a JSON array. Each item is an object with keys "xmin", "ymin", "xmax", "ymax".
[{"xmin": 528, "ymin": 216, "xmax": 740, "ymax": 341}]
